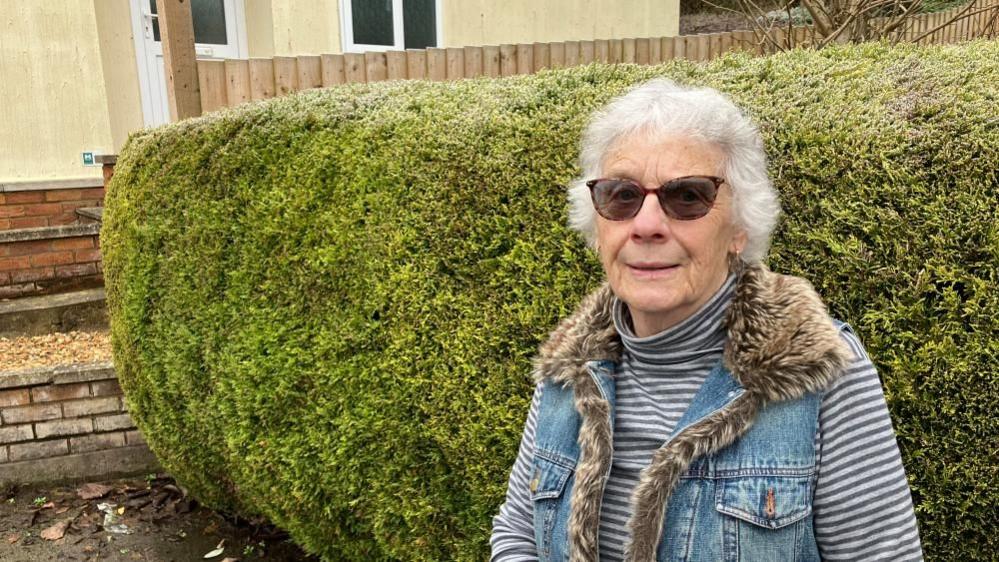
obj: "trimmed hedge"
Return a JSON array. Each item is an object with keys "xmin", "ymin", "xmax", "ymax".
[{"xmin": 102, "ymin": 41, "xmax": 998, "ymax": 561}]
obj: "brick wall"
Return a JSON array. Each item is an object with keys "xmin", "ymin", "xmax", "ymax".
[
  {"xmin": 0, "ymin": 188, "xmax": 105, "ymax": 230},
  {"xmin": 0, "ymin": 362, "xmax": 158, "ymax": 484},
  {"xmin": 0, "ymin": 235, "xmax": 102, "ymax": 298}
]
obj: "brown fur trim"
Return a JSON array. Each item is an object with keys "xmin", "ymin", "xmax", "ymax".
[
  {"xmin": 532, "ymin": 263, "xmax": 852, "ymax": 561},
  {"xmin": 568, "ymin": 373, "xmax": 613, "ymax": 562}
]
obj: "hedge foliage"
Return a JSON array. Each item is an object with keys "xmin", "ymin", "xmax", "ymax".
[{"xmin": 102, "ymin": 41, "xmax": 998, "ymax": 561}]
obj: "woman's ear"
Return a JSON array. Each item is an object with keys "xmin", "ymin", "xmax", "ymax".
[{"xmin": 729, "ymin": 229, "xmax": 748, "ymax": 256}]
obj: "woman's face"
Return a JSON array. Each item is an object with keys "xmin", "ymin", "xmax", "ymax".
[{"xmin": 595, "ymin": 133, "xmax": 747, "ymax": 337}]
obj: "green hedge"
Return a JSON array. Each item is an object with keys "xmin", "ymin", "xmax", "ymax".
[{"xmin": 102, "ymin": 40, "xmax": 998, "ymax": 561}]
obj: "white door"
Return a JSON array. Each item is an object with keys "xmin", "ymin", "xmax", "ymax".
[{"xmin": 131, "ymin": 0, "xmax": 247, "ymax": 126}]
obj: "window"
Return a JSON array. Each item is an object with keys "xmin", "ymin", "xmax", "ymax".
[{"xmin": 341, "ymin": 0, "xmax": 440, "ymax": 53}]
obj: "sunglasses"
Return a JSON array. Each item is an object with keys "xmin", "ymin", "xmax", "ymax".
[{"xmin": 586, "ymin": 176, "xmax": 724, "ymax": 221}]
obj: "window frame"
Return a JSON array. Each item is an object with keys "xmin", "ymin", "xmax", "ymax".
[{"xmin": 339, "ymin": 0, "xmax": 443, "ymax": 53}]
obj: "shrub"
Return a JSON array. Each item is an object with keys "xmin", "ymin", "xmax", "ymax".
[{"xmin": 102, "ymin": 40, "xmax": 999, "ymax": 561}]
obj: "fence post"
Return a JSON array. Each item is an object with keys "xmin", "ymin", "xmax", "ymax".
[
  {"xmin": 516, "ymin": 44, "xmax": 533, "ymax": 74},
  {"xmin": 343, "ymin": 53, "xmax": 366, "ymax": 83},
  {"xmin": 386, "ymin": 51, "xmax": 408, "ymax": 80},
  {"xmin": 155, "ymin": 0, "xmax": 201, "ymax": 119},
  {"xmin": 499, "ymin": 44, "xmax": 517, "ymax": 76}
]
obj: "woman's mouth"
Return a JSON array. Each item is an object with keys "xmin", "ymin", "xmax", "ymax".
[{"xmin": 627, "ymin": 263, "xmax": 679, "ymax": 279}]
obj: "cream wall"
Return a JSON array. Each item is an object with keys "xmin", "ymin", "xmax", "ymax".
[
  {"xmin": 248, "ymin": 0, "xmax": 342, "ymax": 56},
  {"xmin": 0, "ymin": 1, "xmax": 115, "ymax": 181},
  {"xmin": 93, "ymin": 0, "xmax": 144, "ymax": 153},
  {"xmin": 441, "ymin": 0, "xmax": 680, "ymax": 47}
]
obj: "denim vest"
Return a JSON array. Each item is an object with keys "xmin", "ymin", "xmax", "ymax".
[{"xmin": 531, "ymin": 358, "xmax": 824, "ymax": 562}]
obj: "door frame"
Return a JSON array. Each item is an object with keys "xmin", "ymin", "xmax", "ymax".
[
  {"xmin": 339, "ymin": 0, "xmax": 444, "ymax": 53},
  {"xmin": 130, "ymin": 0, "xmax": 249, "ymax": 126}
]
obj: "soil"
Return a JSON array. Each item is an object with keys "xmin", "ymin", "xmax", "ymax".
[
  {"xmin": 680, "ymin": 10, "xmax": 755, "ymax": 34},
  {"xmin": 0, "ymin": 475, "xmax": 319, "ymax": 562}
]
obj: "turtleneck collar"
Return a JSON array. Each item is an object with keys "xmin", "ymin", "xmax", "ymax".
[{"xmin": 612, "ymin": 273, "xmax": 737, "ymax": 364}]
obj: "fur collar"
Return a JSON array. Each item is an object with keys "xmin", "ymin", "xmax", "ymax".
[{"xmin": 531, "ymin": 263, "xmax": 851, "ymax": 562}]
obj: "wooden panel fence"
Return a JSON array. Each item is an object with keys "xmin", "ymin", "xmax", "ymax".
[{"xmin": 196, "ymin": 0, "xmax": 996, "ymax": 113}]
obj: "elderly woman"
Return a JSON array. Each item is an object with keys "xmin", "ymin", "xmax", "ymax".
[{"xmin": 490, "ymin": 79, "xmax": 923, "ymax": 562}]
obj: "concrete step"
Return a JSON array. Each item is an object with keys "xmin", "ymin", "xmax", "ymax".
[{"xmin": 0, "ymin": 287, "xmax": 107, "ymax": 338}]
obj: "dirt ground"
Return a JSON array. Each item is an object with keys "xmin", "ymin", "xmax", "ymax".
[{"xmin": 0, "ymin": 475, "xmax": 318, "ymax": 562}]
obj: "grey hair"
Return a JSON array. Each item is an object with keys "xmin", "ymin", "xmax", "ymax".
[{"xmin": 567, "ymin": 79, "xmax": 779, "ymax": 264}]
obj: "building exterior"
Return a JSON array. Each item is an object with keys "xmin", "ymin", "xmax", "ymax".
[{"xmin": 0, "ymin": 0, "xmax": 680, "ymax": 185}]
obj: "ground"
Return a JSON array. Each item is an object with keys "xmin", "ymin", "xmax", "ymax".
[{"xmin": 0, "ymin": 475, "xmax": 318, "ymax": 562}]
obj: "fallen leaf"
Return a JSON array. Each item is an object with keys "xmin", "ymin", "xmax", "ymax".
[
  {"xmin": 77, "ymin": 483, "xmax": 114, "ymax": 500},
  {"xmin": 41, "ymin": 501, "xmax": 56, "ymax": 509},
  {"xmin": 117, "ymin": 506, "xmax": 126, "ymax": 515},
  {"xmin": 5, "ymin": 533, "xmax": 19, "ymax": 544},
  {"xmin": 220, "ymin": 558, "xmax": 239, "ymax": 562},
  {"xmin": 55, "ymin": 506, "xmax": 70, "ymax": 514},
  {"xmin": 41, "ymin": 520, "xmax": 70, "ymax": 541},
  {"xmin": 203, "ymin": 546, "xmax": 225, "ymax": 558}
]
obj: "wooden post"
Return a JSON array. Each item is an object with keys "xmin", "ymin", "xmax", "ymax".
[{"xmin": 156, "ymin": 0, "xmax": 201, "ymax": 120}]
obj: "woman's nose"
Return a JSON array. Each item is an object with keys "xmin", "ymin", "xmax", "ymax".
[{"xmin": 630, "ymin": 193, "xmax": 670, "ymax": 239}]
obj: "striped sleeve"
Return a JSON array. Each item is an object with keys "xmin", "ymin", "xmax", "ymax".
[
  {"xmin": 813, "ymin": 330, "xmax": 924, "ymax": 561},
  {"xmin": 490, "ymin": 383, "xmax": 542, "ymax": 561}
]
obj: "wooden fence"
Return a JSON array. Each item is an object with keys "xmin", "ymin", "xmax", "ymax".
[{"xmin": 197, "ymin": 1, "xmax": 997, "ymax": 113}]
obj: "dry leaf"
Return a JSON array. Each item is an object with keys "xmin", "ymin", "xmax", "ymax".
[
  {"xmin": 55, "ymin": 506, "xmax": 70, "ymax": 514},
  {"xmin": 41, "ymin": 501, "xmax": 56, "ymax": 509},
  {"xmin": 203, "ymin": 545, "xmax": 225, "ymax": 558},
  {"xmin": 5, "ymin": 533, "xmax": 19, "ymax": 545},
  {"xmin": 78, "ymin": 483, "xmax": 114, "ymax": 500},
  {"xmin": 220, "ymin": 558, "xmax": 239, "ymax": 562},
  {"xmin": 41, "ymin": 520, "xmax": 70, "ymax": 541},
  {"xmin": 117, "ymin": 506, "xmax": 125, "ymax": 515}
]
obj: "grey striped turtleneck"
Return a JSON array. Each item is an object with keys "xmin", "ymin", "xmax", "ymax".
[{"xmin": 491, "ymin": 274, "xmax": 923, "ymax": 561}]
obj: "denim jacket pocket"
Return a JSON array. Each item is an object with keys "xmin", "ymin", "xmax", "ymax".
[
  {"xmin": 714, "ymin": 473, "xmax": 812, "ymax": 529},
  {"xmin": 531, "ymin": 453, "xmax": 574, "ymax": 562}
]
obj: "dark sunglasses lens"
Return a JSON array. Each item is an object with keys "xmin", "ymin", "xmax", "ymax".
[
  {"xmin": 660, "ymin": 177, "xmax": 718, "ymax": 219},
  {"xmin": 591, "ymin": 180, "xmax": 643, "ymax": 220}
]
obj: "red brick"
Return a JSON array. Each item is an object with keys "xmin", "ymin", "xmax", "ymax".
[
  {"xmin": 0, "ymin": 282, "xmax": 34, "ymax": 299},
  {"xmin": 29, "ymin": 251, "xmax": 74, "ymax": 267},
  {"xmin": 49, "ymin": 214, "xmax": 77, "ymax": 226},
  {"xmin": 0, "ymin": 271, "xmax": 9, "ymax": 284},
  {"xmin": 9, "ymin": 217, "xmax": 48, "ymax": 229},
  {"xmin": 71, "ymin": 432, "xmax": 125, "ymax": 453},
  {"xmin": 0, "ymin": 425, "xmax": 34, "ymax": 444},
  {"xmin": 3, "ymin": 192, "xmax": 45, "ymax": 204},
  {"xmin": 31, "ymin": 382, "xmax": 91, "ymax": 403},
  {"xmin": 96, "ymin": 261, "xmax": 103, "ymax": 273},
  {"xmin": 51, "ymin": 237, "xmax": 94, "ymax": 251},
  {"xmin": 125, "ymin": 429, "xmax": 146, "ymax": 445},
  {"xmin": 74, "ymin": 248, "xmax": 102, "ymax": 263},
  {"xmin": 63, "ymin": 397, "xmax": 119, "ymax": 417},
  {"xmin": 0, "ymin": 256, "xmax": 30, "ymax": 271},
  {"xmin": 81, "ymin": 188, "xmax": 105, "ymax": 199},
  {"xmin": 9, "ymin": 439, "xmax": 69, "ymax": 461},
  {"xmin": 90, "ymin": 380, "xmax": 122, "ymax": 397},
  {"xmin": 0, "ymin": 218, "xmax": 11, "ymax": 229},
  {"xmin": 0, "ymin": 388, "xmax": 31, "ymax": 407},
  {"xmin": 44, "ymin": 189, "xmax": 85, "ymax": 202},
  {"xmin": 2, "ymin": 403, "xmax": 62, "ymax": 424},
  {"xmin": 6, "ymin": 239, "xmax": 52, "ymax": 256},
  {"xmin": 35, "ymin": 418, "xmax": 93, "ymax": 439},
  {"xmin": 10, "ymin": 267, "xmax": 55, "ymax": 284},
  {"xmin": 0, "ymin": 206, "xmax": 26, "ymax": 218},
  {"xmin": 22, "ymin": 203, "xmax": 63, "ymax": 217},
  {"xmin": 94, "ymin": 413, "xmax": 133, "ymax": 432},
  {"xmin": 55, "ymin": 262, "xmax": 97, "ymax": 278}
]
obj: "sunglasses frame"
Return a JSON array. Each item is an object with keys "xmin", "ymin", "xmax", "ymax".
[{"xmin": 585, "ymin": 175, "xmax": 725, "ymax": 221}]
